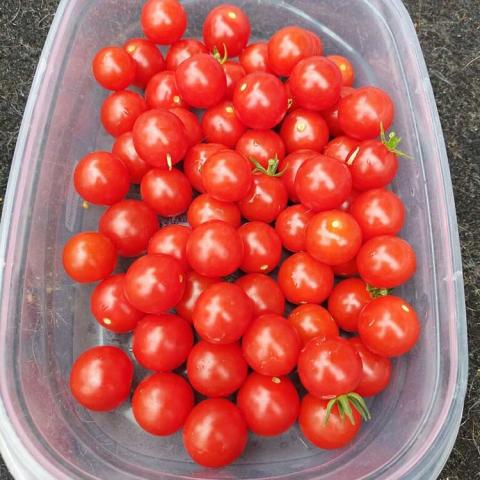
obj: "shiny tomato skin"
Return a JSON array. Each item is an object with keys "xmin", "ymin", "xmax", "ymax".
[
  {"xmin": 323, "ymin": 135, "xmax": 359, "ymax": 163},
  {"xmin": 92, "ymin": 46, "xmax": 136, "ymax": 91},
  {"xmin": 236, "ymin": 129, "xmax": 286, "ymax": 169},
  {"xmin": 70, "ymin": 346, "xmax": 133, "ymax": 411},
  {"xmin": 223, "ymin": 61, "xmax": 246, "ymax": 100},
  {"xmin": 275, "ymin": 204, "xmax": 314, "ymax": 253},
  {"xmin": 112, "ymin": 132, "xmax": 151, "ymax": 184},
  {"xmin": 240, "ymin": 42, "xmax": 271, "ymax": 74},
  {"xmin": 278, "ymin": 149, "xmax": 317, "ymax": 202},
  {"xmin": 327, "ymin": 55, "xmax": 355, "ymax": 87},
  {"xmin": 141, "ymin": 0, "xmax": 187, "ymax": 45},
  {"xmin": 145, "ymin": 71, "xmax": 187, "ymax": 109},
  {"xmin": 165, "ymin": 38, "xmax": 208, "ymax": 71},
  {"xmin": 147, "ymin": 224, "xmax": 191, "ymax": 271},
  {"xmin": 321, "ymin": 86, "xmax": 355, "ymax": 137},
  {"xmin": 169, "ymin": 107, "xmax": 203, "ymax": 147},
  {"xmin": 124, "ymin": 38, "xmax": 165, "ymax": 89},
  {"xmin": 187, "ymin": 193, "xmax": 241, "ymax": 228}
]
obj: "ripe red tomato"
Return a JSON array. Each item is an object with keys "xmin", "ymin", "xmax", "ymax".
[
  {"xmin": 63, "ymin": 232, "xmax": 117, "ymax": 283},
  {"xmin": 140, "ymin": 168, "xmax": 192, "ymax": 217},
  {"xmin": 187, "ymin": 341, "xmax": 248, "ymax": 397},
  {"xmin": 73, "ymin": 151, "xmax": 130, "ymax": 206},
  {"xmin": 238, "ymin": 222, "xmax": 282, "ymax": 274},
  {"xmin": 237, "ymin": 373, "xmax": 300, "ymax": 436},
  {"xmin": 183, "ymin": 143, "xmax": 226, "ymax": 192},
  {"xmin": 169, "ymin": 107, "xmax": 203, "ymax": 147},
  {"xmin": 99, "ymin": 200, "xmax": 159, "ymax": 257},
  {"xmin": 193, "ymin": 282, "xmax": 253, "ymax": 344},
  {"xmin": 91, "ymin": 274, "xmax": 143, "ymax": 333},
  {"xmin": 327, "ymin": 55, "xmax": 355, "ymax": 87},
  {"xmin": 358, "ymin": 295, "xmax": 420, "ymax": 357},
  {"xmin": 92, "ymin": 46, "xmax": 136, "ymax": 91},
  {"xmin": 141, "ymin": 0, "xmax": 187, "ymax": 45},
  {"xmin": 201, "ymin": 101, "xmax": 247, "ymax": 147},
  {"xmin": 298, "ymin": 336, "xmax": 362, "ymax": 398},
  {"xmin": 340, "ymin": 188, "xmax": 360, "ymax": 212},
  {"xmin": 124, "ymin": 38, "xmax": 165, "ymax": 89},
  {"xmin": 132, "ymin": 373, "xmax": 194, "ymax": 435},
  {"xmin": 183, "ymin": 399, "xmax": 248, "ymax": 468},
  {"xmin": 327, "ymin": 278, "xmax": 372, "ymax": 332},
  {"xmin": 242, "ymin": 314, "xmax": 301, "ymax": 376},
  {"xmin": 332, "ymin": 257, "xmax": 359, "ymax": 277},
  {"xmin": 236, "ymin": 129, "xmax": 286, "ymax": 169},
  {"xmin": 321, "ymin": 86, "xmax": 355, "ymax": 137},
  {"xmin": 278, "ymin": 252, "xmax": 334, "ymax": 304},
  {"xmin": 356, "ymin": 235, "xmax": 416, "ymax": 288},
  {"xmin": 165, "ymin": 38, "xmax": 208, "ymax": 70},
  {"xmin": 278, "ymin": 149, "xmax": 317, "ymax": 202},
  {"xmin": 240, "ymin": 42, "xmax": 271, "ymax": 74},
  {"xmin": 124, "ymin": 254, "xmax": 185, "ymax": 314},
  {"xmin": 132, "ymin": 314, "xmax": 193, "ymax": 371},
  {"xmin": 223, "ymin": 61, "xmax": 246, "ymax": 100},
  {"xmin": 147, "ymin": 224, "xmax": 191, "ymax": 271},
  {"xmin": 186, "ymin": 221, "xmax": 244, "ymax": 277},
  {"xmin": 338, "ymin": 86, "xmax": 394, "ymax": 140},
  {"xmin": 235, "ymin": 273, "xmax": 285, "ymax": 317},
  {"xmin": 145, "ymin": 71, "xmax": 187, "ymax": 109},
  {"xmin": 187, "ymin": 193, "xmax": 241, "ymax": 228},
  {"xmin": 288, "ymin": 304, "xmax": 339, "ymax": 346},
  {"xmin": 112, "ymin": 132, "xmax": 151, "ymax": 184},
  {"xmin": 70, "ymin": 346, "xmax": 133, "ymax": 411},
  {"xmin": 233, "ymin": 73, "xmax": 288, "ymax": 130},
  {"xmin": 275, "ymin": 204, "xmax": 314, "ymax": 253},
  {"xmin": 295, "ymin": 155, "xmax": 352, "ymax": 212},
  {"xmin": 202, "ymin": 5, "xmax": 251, "ymax": 57},
  {"xmin": 348, "ymin": 337, "xmax": 392, "ymax": 397},
  {"xmin": 323, "ymin": 135, "xmax": 359, "ymax": 163}
]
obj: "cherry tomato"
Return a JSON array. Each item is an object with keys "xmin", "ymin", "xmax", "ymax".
[
  {"xmin": 321, "ymin": 86, "xmax": 355, "ymax": 137},
  {"xmin": 338, "ymin": 86, "xmax": 394, "ymax": 140},
  {"xmin": 233, "ymin": 73, "xmax": 288, "ymax": 130},
  {"xmin": 280, "ymin": 108, "xmax": 329, "ymax": 153},
  {"xmin": 169, "ymin": 107, "xmax": 203, "ymax": 147},
  {"xmin": 92, "ymin": 46, "xmax": 136, "ymax": 91},
  {"xmin": 124, "ymin": 38, "xmax": 165, "ymax": 89},
  {"xmin": 187, "ymin": 341, "xmax": 248, "ymax": 397},
  {"xmin": 140, "ymin": 168, "xmax": 192, "ymax": 217},
  {"xmin": 223, "ymin": 61, "xmax": 246, "ymax": 100},
  {"xmin": 147, "ymin": 224, "xmax": 191, "ymax": 271},
  {"xmin": 90, "ymin": 274, "xmax": 143, "ymax": 333},
  {"xmin": 327, "ymin": 55, "xmax": 355, "ymax": 87},
  {"xmin": 70, "ymin": 346, "xmax": 133, "ymax": 411},
  {"xmin": 298, "ymin": 336, "xmax": 362, "ymax": 398},
  {"xmin": 63, "ymin": 232, "xmax": 117, "ymax": 283},
  {"xmin": 201, "ymin": 101, "xmax": 247, "ymax": 148},
  {"xmin": 183, "ymin": 399, "xmax": 248, "ymax": 468},
  {"xmin": 238, "ymin": 222, "xmax": 282, "ymax": 274},
  {"xmin": 186, "ymin": 220, "xmax": 244, "ymax": 277},
  {"xmin": 340, "ymin": 188, "xmax": 360, "ymax": 212},
  {"xmin": 112, "ymin": 132, "xmax": 151, "ymax": 184},
  {"xmin": 141, "ymin": 0, "xmax": 187, "ymax": 45},
  {"xmin": 145, "ymin": 71, "xmax": 187, "ymax": 109},
  {"xmin": 183, "ymin": 143, "xmax": 226, "ymax": 192},
  {"xmin": 295, "ymin": 155, "xmax": 352, "ymax": 212},
  {"xmin": 202, "ymin": 4, "xmax": 251, "ymax": 57},
  {"xmin": 237, "ymin": 373, "xmax": 300, "ymax": 436},
  {"xmin": 275, "ymin": 204, "xmax": 314, "ymax": 253},
  {"xmin": 73, "ymin": 151, "xmax": 130, "ymax": 206},
  {"xmin": 358, "ymin": 295, "xmax": 420, "ymax": 357},
  {"xmin": 187, "ymin": 193, "xmax": 241, "ymax": 228},
  {"xmin": 278, "ymin": 252, "xmax": 334, "ymax": 305},
  {"xmin": 175, "ymin": 54, "xmax": 227, "ymax": 109},
  {"xmin": 278, "ymin": 149, "xmax": 316, "ymax": 202},
  {"xmin": 299, "ymin": 394, "xmax": 361, "ymax": 449},
  {"xmin": 132, "ymin": 314, "xmax": 193, "ymax": 371},
  {"xmin": 348, "ymin": 337, "xmax": 392, "ymax": 397},
  {"xmin": 305, "ymin": 210, "xmax": 362, "ymax": 266},
  {"xmin": 288, "ymin": 304, "xmax": 339, "ymax": 346},
  {"xmin": 132, "ymin": 372, "xmax": 194, "ymax": 435},
  {"xmin": 133, "ymin": 109, "xmax": 188, "ymax": 168},
  {"xmin": 356, "ymin": 235, "xmax": 416, "ymax": 288},
  {"xmin": 240, "ymin": 42, "xmax": 271, "ymax": 74},
  {"xmin": 323, "ymin": 135, "xmax": 359, "ymax": 163},
  {"xmin": 165, "ymin": 38, "xmax": 208, "ymax": 70},
  {"xmin": 242, "ymin": 314, "xmax": 301, "ymax": 376},
  {"xmin": 124, "ymin": 254, "xmax": 185, "ymax": 314},
  {"xmin": 193, "ymin": 282, "xmax": 253, "ymax": 344},
  {"xmin": 99, "ymin": 200, "xmax": 159, "ymax": 257},
  {"xmin": 236, "ymin": 129, "xmax": 286, "ymax": 169},
  {"xmin": 332, "ymin": 257, "xmax": 359, "ymax": 277},
  {"xmin": 201, "ymin": 150, "xmax": 252, "ymax": 202},
  {"xmin": 327, "ymin": 278, "xmax": 372, "ymax": 332},
  {"xmin": 235, "ymin": 273, "xmax": 285, "ymax": 317}
]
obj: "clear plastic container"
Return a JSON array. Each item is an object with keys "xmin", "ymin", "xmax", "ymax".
[{"xmin": 0, "ymin": 0, "xmax": 467, "ymax": 478}]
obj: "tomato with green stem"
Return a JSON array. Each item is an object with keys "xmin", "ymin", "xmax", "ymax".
[
  {"xmin": 124, "ymin": 38, "xmax": 165, "ymax": 89},
  {"xmin": 201, "ymin": 101, "xmax": 247, "ymax": 147},
  {"xmin": 236, "ymin": 129, "xmax": 286, "ymax": 169},
  {"xmin": 147, "ymin": 225, "xmax": 191, "ymax": 272},
  {"xmin": 92, "ymin": 46, "xmax": 136, "ymax": 91},
  {"xmin": 275, "ymin": 204, "xmax": 314, "ymax": 253},
  {"xmin": 141, "ymin": 0, "xmax": 187, "ymax": 45}
]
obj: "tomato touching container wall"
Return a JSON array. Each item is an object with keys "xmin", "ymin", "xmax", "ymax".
[{"xmin": 0, "ymin": 0, "xmax": 467, "ymax": 478}]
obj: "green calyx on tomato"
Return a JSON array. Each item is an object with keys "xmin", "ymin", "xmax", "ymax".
[
  {"xmin": 366, "ymin": 284, "xmax": 393, "ymax": 299},
  {"xmin": 380, "ymin": 122, "xmax": 412, "ymax": 159},
  {"xmin": 249, "ymin": 155, "xmax": 287, "ymax": 177},
  {"xmin": 212, "ymin": 44, "xmax": 229, "ymax": 64},
  {"xmin": 324, "ymin": 392, "xmax": 371, "ymax": 426}
]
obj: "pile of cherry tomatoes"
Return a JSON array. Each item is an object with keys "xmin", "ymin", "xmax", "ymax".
[{"xmin": 63, "ymin": 0, "xmax": 421, "ymax": 468}]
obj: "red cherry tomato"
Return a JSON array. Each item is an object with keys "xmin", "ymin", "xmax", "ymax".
[
  {"xmin": 321, "ymin": 86, "xmax": 355, "ymax": 137},
  {"xmin": 124, "ymin": 38, "xmax": 165, "ymax": 89},
  {"xmin": 240, "ymin": 42, "xmax": 271, "ymax": 74},
  {"xmin": 356, "ymin": 235, "xmax": 416, "ymax": 288},
  {"xmin": 278, "ymin": 149, "xmax": 317, "ymax": 202},
  {"xmin": 238, "ymin": 222, "xmax": 282, "ymax": 274},
  {"xmin": 141, "ymin": 0, "xmax": 187, "ymax": 45},
  {"xmin": 70, "ymin": 346, "xmax": 133, "ymax": 411},
  {"xmin": 233, "ymin": 73, "xmax": 288, "ymax": 130},
  {"xmin": 132, "ymin": 314, "xmax": 193, "ymax": 371},
  {"xmin": 275, "ymin": 204, "xmax": 314, "ymax": 253},
  {"xmin": 358, "ymin": 295, "xmax": 420, "ymax": 357},
  {"xmin": 63, "ymin": 232, "xmax": 117, "ymax": 283},
  {"xmin": 332, "ymin": 258, "xmax": 358, "ymax": 278},
  {"xmin": 242, "ymin": 314, "xmax": 301, "ymax": 376},
  {"xmin": 183, "ymin": 399, "xmax": 248, "ymax": 468},
  {"xmin": 236, "ymin": 129, "xmax": 286, "ymax": 169},
  {"xmin": 237, "ymin": 373, "xmax": 300, "ymax": 436},
  {"xmin": 223, "ymin": 61, "xmax": 246, "ymax": 100},
  {"xmin": 187, "ymin": 193, "xmax": 241, "ymax": 228},
  {"xmin": 327, "ymin": 55, "xmax": 355, "ymax": 87},
  {"xmin": 187, "ymin": 341, "xmax": 248, "ymax": 397},
  {"xmin": 169, "ymin": 107, "xmax": 203, "ymax": 147},
  {"xmin": 165, "ymin": 38, "xmax": 208, "ymax": 70},
  {"xmin": 92, "ymin": 46, "xmax": 136, "ymax": 91},
  {"xmin": 201, "ymin": 101, "xmax": 247, "ymax": 147},
  {"xmin": 90, "ymin": 274, "xmax": 143, "ymax": 333},
  {"xmin": 141, "ymin": 168, "xmax": 192, "ymax": 217},
  {"xmin": 145, "ymin": 71, "xmax": 187, "ymax": 109},
  {"xmin": 132, "ymin": 372, "xmax": 194, "ymax": 435},
  {"xmin": 186, "ymin": 221, "xmax": 244, "ymax": 277},
  {"xmin": 183, "ymin": 143, "xmax": 226, "ymax": 192},
  {"xmin": 278, "ymin": 252, "xmax": 334, "ymax": 304},
  {"xmin": 124, "ymin": 254, "xmax": 185, "ymax": 314},
  {"xmin": 235, "ymin": 273, "xmax": 285, "ymax": 317},
  {"xmin": 147, "ymin": 224, "xmax": 191, "ymax": 271},
  {"xmin": 323, "ymin": 135, "xmax": 359, "ymax": 163},
  {"xmin": 112, "ymin": 132, "xmax": 151, "ymax": 184},
  {"xmin": 73, "ymin": 151, "xmax": 130, "ymax": 206}
]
